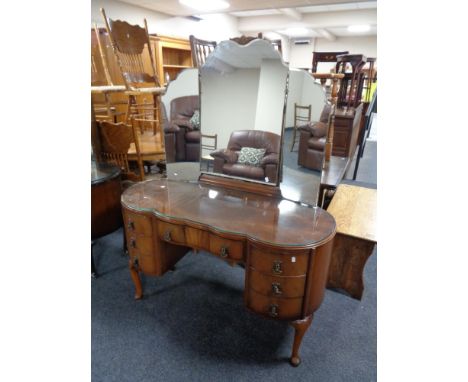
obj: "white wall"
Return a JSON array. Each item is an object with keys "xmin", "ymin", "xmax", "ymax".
[
  {"xmin": 285, "ymin": 70, "xmax": 326, "ymax": 127},
  {"xmin": 92, "ymin": 0, "xmax": 240, "ymax": 41},
  {"xmin": 254, "ymin": 60, "xmax": 288, "ymax": 136},
  {"xmin": 288, "ymin": 39, "xmax": 316, "ymax": 69},
  {"xmin": 288, "ymin": 35, "xmax": 377, "ymax": 70},
  {"xmin": 201, "ymin": 68, "xmax": 260, "ymax": 150}
]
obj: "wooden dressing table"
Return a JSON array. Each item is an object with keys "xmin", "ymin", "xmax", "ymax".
[{"xmin": 121, "ymin": 179, "xmax": 336, "ymax": 366}]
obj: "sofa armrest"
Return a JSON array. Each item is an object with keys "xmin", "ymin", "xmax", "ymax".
[
  {"xmin": 171, "ymin": 117, "xmax": 194, "ymax": 130},
  {"xmin": 210, "ymin": 149, "xmax": 238, "ymax": 164},
  {"xmin": 299, "ymin": 121, "xmax": 327, "ymax": 138},
  {"xmin": 261, "ymin": 153, "xmax": 279, "ymax": 166},
  {"xmin": 165, "ymin": 123, "xmax": 180, "ymax": 133}
]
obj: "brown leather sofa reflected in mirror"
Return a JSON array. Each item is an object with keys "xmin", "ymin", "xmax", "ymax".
[
  {"xmin": 297, "ymin": 104, "xmax": 331, "ymax": 171},
  {"xmin": 164, "ymin": 95, "xmax": 200, "ymax": 163},
  {"xmin": 210, "ymin": 130, "xmax": 280, "ymax": 184}
]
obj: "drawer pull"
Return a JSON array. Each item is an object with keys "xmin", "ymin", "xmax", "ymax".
[
  {"xmin": 130, "ymin": 239, "xmax": 136, "ymax": 248},
  {"xmin": 163, "ymin": 230, "xmax": 171, "ymax": 241},
  {"xmin": 127, "ymin": 221, "xmax": 135, "ymax": 230},
  {"xmin": 132, "ymin": 257, "xmax": 139, "ymax": 270},
  {"xmin": 271, "ymin": 282, "xmax": 282, "ymax": 295},
  {"xmin": 272, "ymin": 260, "xmax": 283, "ymax": 275},
  {"xmin": 220, "ymin": 246, "xmax": 228, "ymax": 258},
  {"xmin": 268, "ymin": 304, "xmax": 279, "ymax": 318}
]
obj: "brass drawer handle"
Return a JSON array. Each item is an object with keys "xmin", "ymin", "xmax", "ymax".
[
  {"xmin": 272, "ymin": 260, "xmax": 282, "ymax": 275},
  {"xmin": 127, "ymin": 221, "xmax": 135, "ymax": 230},
  {"xmin": 130, "ymin": 239, "xmax": 136, "ymax": 248},
  {"xmin": 220, "ymin": 246, "xmax": 228, "ymax": 258},
  {"xmin": 271, "ymin": 282, "xmax": 282, "ymax": 295},
  {"xmin": 268, "ymin": 304, "xmax": 279, "ymax": 318},
  {"xmin": 163, "ymin": 230, "xmax": 171, "ymax": 241}
]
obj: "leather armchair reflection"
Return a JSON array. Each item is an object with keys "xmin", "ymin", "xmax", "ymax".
[
  {"xmin": 211, "ymin": 130, "xmax": 281, "ymax": 184},
  {"xmin": 170, "ymin": 95, "xmax": 200, "ymax": 162},
  {"xmin": 297, "ymin": 104, "xmax": 331, "ymax": 171}
]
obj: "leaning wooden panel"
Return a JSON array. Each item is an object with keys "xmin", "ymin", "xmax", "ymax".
[{"xmin": 326, "ymin": 184, "xmax": 377, "ymax": 299}]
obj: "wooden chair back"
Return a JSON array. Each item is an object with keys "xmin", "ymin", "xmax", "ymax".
[
  {"xmin": 201, "ymin": 133, "xmax": 218, "ymax": 154},
  {"xmin": 189, "ymin": 35, "xmax": 217, "ymax": 67},
  {"xmin": 101, "ymin": 8, "xmax": 161, "ymax": 89},
  {"xmin": 294, "ymin": 103, "xmax": 312, "ymax": 127},
  {"xmin": 96, "ymin": 120, "xmax": 144, "ymax": 181},
  {"xmin": 290, "ymin": 103, "xmax": 311, "ymax": 152},
  {"xmin": 91, "ymin": 26, "xmax": 111, "ymax": 86}
]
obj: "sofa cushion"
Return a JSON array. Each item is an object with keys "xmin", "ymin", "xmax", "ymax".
[
  {"xmin": 237, "ymin": 147, "xmax": 266, "ymax": 167},
  {"xmin": 189, "ymin": 110, "xmax": 200, "ymax": 129},
  {"xmin": 222, "ymin": 163, "xmax": 265, "ymax": 180}
]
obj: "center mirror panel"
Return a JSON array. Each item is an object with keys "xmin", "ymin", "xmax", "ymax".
[{"xmin": 199, "ymin": 39, "xmax": 289, "ymax": 186}]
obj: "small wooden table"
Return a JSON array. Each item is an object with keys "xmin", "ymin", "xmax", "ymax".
[
  {"xmin": 326, "ymin": 184, "xmax": 376, "ymax": 299},
  {"xmin": 318, "ymin": 155, "xmax": 350, "ymax": 207}
]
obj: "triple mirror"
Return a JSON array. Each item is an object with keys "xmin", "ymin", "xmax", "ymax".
[{"xmin": 162, "ymin": 39, "xmax": 328, "ymax": 206}]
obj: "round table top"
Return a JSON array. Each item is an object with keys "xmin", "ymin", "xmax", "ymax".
[{"xmin": 91, "ymin": 161, "xmax": 121, "ymax": 186}]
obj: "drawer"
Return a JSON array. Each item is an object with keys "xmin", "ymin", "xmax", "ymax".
[
  {"xmin": 249, "ymin": 247, "xmax": 309, "ymax": 277},
  {"xmin": 157, "ymin": 221, "xmax": 186, "ymax": 244},
  {"xmin": 124, "ymin": 210, "xmax": 152, "ymax": 236},
  {"xmin": 185, "ymin": 226, "xmax": 210, "ymax": 250},
  {"xmin": 248, "ymin": 267, "xmax": 306, "ymax": 298},
  {"xmin": 127, "ymin": 235, "xmax": 154, "ymax": 257},
  {"xmin": 209, "ymin": 234, "xmax": 243, "ymax": 260},
  {"xmin": 128, "ymin": 248, "xmax": 159, "ymax": 275},
  {"xmin": 246, "ymin": 289, "xmax": 303, "ymax": 320}
]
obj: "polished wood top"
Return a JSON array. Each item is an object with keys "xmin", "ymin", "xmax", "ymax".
[
  {"xmin": 321, "ymin": 156, "xmax": 349, "ymax": 188},
  {"xmin": 327, "ymin": 184, "xmax": 376, "ymax": 242},
  {"xmin": 122, "ymin": 179, "xmax": 336, "ymax": 248}
]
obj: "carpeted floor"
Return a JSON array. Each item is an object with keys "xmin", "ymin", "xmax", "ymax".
[
  {"xmin": 92, "ymin": 237, "xmax": 376, "ymax": 382},
  {"xmin": 92, "ymin": 119, "xmax": 377, "ymax": 381}
]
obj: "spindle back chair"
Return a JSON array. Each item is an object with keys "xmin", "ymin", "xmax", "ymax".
[{"xmin": 189, "ymin": 35, "xmax": 217, "ymax": 67}]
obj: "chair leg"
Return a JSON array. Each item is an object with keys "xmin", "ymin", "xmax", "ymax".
[
  {"xmin": 290, "ymin": 127, "xmax": 297, "ymax": 152},
  {"xmin": 152, "ymin": 93, "xmax": 161, "ymax": 136}
]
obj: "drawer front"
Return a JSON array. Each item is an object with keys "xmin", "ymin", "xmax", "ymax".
[
  {"xmin": 185, "ymin": 226, "xmax": 210, "ymax": 251},
  {"xmin": 248, "ymin": 267, "xmax": 306, "ymax": 298},
  {"xmin": 246, "ymin": 289, "xmax": 303, "ymax": 320},
  {"xmin": 209, "ymin": 235, "xmax": 243, "ymax": 260},
  {"xmin": 127, "ymin": 235, "xmax": 158, "ymax": 274},
  {"xmin": 124, "ymin": 210, "xmax": 152, "ymax": 236},
  {"xmin": 249, "ymin": 247, "xmax": 309, "ymax": 277},
  {"xmin": 128, "ymin": 235, "xmax": 154, "ymax": 256},
  {"xmin": 157, "ymin": 221, "xmax": 186, "ymax": 244}
]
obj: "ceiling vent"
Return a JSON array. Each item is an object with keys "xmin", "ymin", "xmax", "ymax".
[{"xmin": 294, "ymin": 39, "xmax": 311, "ymax": 45}]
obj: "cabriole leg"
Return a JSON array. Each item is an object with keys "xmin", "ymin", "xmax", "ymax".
[
  {"xmin": 129, "ymin": 258, "xmax": 143, "ymax": 300},
  {"xmin": 289, "ymin": 315, "xmax": 313, "ymax": 367}
]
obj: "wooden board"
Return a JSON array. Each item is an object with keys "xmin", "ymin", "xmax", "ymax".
[{"xmin": 327, "ymin": 184, "xmax": 376, "ymax": 242}]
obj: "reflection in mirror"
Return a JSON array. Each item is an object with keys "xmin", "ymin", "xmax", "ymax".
[
  {"xmin": 161, "ymin": 68, "xmax": 200, "ymax": 182},
  {"xmin": 281, "ymin": 69, "xmax": 328, "ymax": 206},
  {"xmin": 199, "ymin": 39, "xmax": 288, "ymax": 185}
]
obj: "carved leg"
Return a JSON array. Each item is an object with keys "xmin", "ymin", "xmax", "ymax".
[
  {"xmin": 129, "ymin": 258, "xmax": 143, "ymax": 300},
  {"xmin": 289, "ymin": 315, "xmax": 313, "ymax": 367}
]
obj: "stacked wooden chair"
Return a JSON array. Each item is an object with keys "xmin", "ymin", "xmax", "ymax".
[{"xmin": 91, "ymin": 25, "xmax": 126, "ymax": 122}]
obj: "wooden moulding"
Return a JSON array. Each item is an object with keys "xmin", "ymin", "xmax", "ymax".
[{"xmin": 198, "ymin": 173, "xmax": 282, "ymax": 198}]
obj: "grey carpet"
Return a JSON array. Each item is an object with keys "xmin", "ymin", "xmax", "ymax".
[{"xmin": 92, "ymin": 236, "xmax": 376, "ymax": 381}]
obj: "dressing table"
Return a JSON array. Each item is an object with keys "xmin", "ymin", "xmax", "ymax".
[
  {"xmin": 122, "ymin": 179, "xmax": 335, "ymax": 366},
  {"xmin": 121, "ymin": 39, "xmax": 338, "ymax": 366}
]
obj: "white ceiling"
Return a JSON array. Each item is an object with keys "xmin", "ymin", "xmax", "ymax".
[{"xmin": 117, "ymin": 0, "xmax": 377, "ymax": 39}]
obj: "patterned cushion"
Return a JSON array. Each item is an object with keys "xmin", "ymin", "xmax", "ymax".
[
  {"xmin": 237, "ymin": 147, "xmax": 266, "ymax": 167},
  {"xmin": 189, "ymin": 110, "xmax": 200, "ymax": 130}
]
